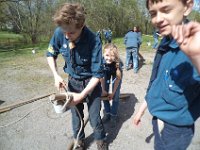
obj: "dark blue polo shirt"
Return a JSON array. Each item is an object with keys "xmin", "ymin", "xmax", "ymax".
[
  {"xmin": 46, "ymin": 26, "xmax": 104, "ymax": 79},
  {"xmin": 146, "ymin": 37, "xmax": 200, "ymax": 126}
]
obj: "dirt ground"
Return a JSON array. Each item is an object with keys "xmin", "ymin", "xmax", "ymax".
[{"xmin": 0, "ymin": 51, "xmax": 200, "ymax": 150}]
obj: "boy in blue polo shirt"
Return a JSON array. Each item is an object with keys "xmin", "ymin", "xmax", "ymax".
[
  {"xmin": 46, "ymin": 3, "xmax": 108, "ymax": 150},
  {"xmin": 133, "ymin": 0, "xmax": 200, "ymax": 149},
  {"xmin": 124, "ymin": 26, "xmax": 141, "ymax": 73}
]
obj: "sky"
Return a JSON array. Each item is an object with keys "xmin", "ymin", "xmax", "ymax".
[{"xmin": 194, "ymin": 0, "xmax": 200, "ymax": 11}]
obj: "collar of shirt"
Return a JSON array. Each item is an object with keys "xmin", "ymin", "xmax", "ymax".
[{"xmin": 158, "ymin": 36, "xmax": 179, "ymax": 53}]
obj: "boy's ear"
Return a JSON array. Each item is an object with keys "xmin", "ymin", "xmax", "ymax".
[{"xmin": 184, "ymin": 0, "xmax": 194, "ymax": 17}]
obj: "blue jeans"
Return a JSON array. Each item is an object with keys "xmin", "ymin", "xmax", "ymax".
[
  {"xmin": 68, "ymin": 76, "xmax": 106, "ymax": 140},
  {"xmin": 126, "ymin": 47, "xmax": 138, "ymax": 72},
  {"xmin": 152, "ymin": 38, "xmax": 159, "ymax": 49},
  {"xmin": 152, "ymin": 117, "xmax": 194, "ymax": 150},
  {"xmin": 103, "ymin": 74, "xmax": 122, "ymax": 116}
]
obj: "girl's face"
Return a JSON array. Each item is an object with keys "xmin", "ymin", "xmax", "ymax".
[
  {"xmin": 148, "ymin": 0, "xmax": 193, "ymax": 36},
  {"xmin": 104, "ymin": 49, "xmax": 115, "ymax": 64}
]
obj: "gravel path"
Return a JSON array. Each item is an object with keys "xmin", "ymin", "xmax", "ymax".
[{"xmin": 0, "ymin": 51, "xmax": 199, "ymax": 150}]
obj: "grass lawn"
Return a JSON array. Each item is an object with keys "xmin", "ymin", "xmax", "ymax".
[
  {"xmin": 0, "ymin": 31, "xmax": 22, "ymax": 40},
  {"xmin": 0, "ymin": 31, "xmax": 158, "ymax": 62},
  {"xmin": 0, "ymin": 31, "xmax": 49, "ymax": 52}
]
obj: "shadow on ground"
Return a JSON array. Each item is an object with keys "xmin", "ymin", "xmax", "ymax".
[
  {"xmin": 127, "ymin": 53, "xmax": 146, "ymax": 72},
  {"xmin": 138, "ymin": 52, "xmax": 146, "ymax": 71},
  {"xmin": 84, "ymin": 93, "xmax": 138, "ymax": 148}
]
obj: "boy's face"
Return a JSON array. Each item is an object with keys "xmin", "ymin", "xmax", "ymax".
[
  {"xmin": 148, "ymin": 0, "xmax": 193, "ymax": 36},
  {"xmin": 104, "ymin": 49, "xmax": 115, "ymax": 64},
  {"xmin": 61, "ymin": 23, "xmax": 84, "ymax": 42}
]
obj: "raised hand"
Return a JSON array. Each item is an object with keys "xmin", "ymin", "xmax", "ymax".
[
  {"xmin": 171, "ymin": 21, "xmax": 200, "ymax": 73},
  {"xmin": 172, "ymin": 21, "xmax": 200, "ymax": 57}
]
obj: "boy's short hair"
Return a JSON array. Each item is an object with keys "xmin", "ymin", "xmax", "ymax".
[
  {"xmin": 146, "ymin": 0, "xmax": 187, "ymax": 9},
  {"xmin": 53, "ymin": 3, "xmax": 86, "ymax": 29}
]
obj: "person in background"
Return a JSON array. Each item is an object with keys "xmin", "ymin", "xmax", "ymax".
[
  {"xmin": 124, "ymin": 26, "xmax": 141, "ymax": 73},
  {"xmin": 46, "ymin": 3, "xmax": 108, "ymax": 150},
  {"xmin": 104, "ymin": 29, "xmax": 112, "ymax": 44},
  {"xmin": 101, "ymin": 43, "xmax": 123, "ymax": 127}
]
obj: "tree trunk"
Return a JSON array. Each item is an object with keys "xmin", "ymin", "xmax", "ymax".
[{"xmin": 31, "ymin": 33, "xmax": 37, "ymax": 44}]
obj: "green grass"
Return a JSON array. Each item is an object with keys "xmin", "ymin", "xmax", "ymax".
[
  {"xmin": 0, "ymin": 31, "xmax": 22, "ymax": 40},
  {"xmin": 0, "ymin": 31, "xmax": 48, "ymax": 56},
  {"xmin": 0, "ymin": 31, "xmax": 50, "ymax": 52},
  {"xmin": 0, "ymin": 31, "xmax": 158, "ymax": 61},
  {"xmin": 0, "ymin": 41, "xmax": 62, "ymax": 63}
]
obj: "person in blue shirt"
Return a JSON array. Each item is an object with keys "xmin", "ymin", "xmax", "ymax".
[
  {"xmin": 133, "ymin": 0, "xmax": 200, "ymax": 149},
  {"xmin": 100, "ymin": 44, "xmax": 123, "ymax": 127},
  {"xmin": 128, "ymin": 26, "xmax": 144, "ymax": 69},
  {"xmin": 103, "ymin": 29, "xmax": 112, "ymax": 44},
  {"xmin": 46, "ymin": 3, "xmax": 108, "ymax": 150},
  {"xmin": 124, "ymin": 26, "xmax": 141, "ymax": 73}
]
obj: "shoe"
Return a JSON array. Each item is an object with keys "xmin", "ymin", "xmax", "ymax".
[
  {"xmin": 124, "ymin": 67, "xmax": 128, "ymax": 71},
  {"xmin": 130, "ymin": 64, "xmax": 133, "ymax": 68},
  {"xmin": 134, "ymin": 70, "xmax": 138, "ymax": 74},
  {"xmin": 102, "ymin": 114, "xmax": 110, "ymax": 123},
  {"xmin": 125, "ymin": 65, "xmax": 132, "ymax": 70},
  {"xmin": 96, "ymin": 140, "xmax": 109, "ymax": 150},
  {"xmin": 73, "ymin": 140, "xmax": 85, "ymax": 150}
]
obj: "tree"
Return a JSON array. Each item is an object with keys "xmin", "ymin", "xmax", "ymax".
[
  {"xmin": 1, "ymin": 0, "xmax": 57, "ymax": 44},
  {"xmin": 0, "ymin": 0, "xmax": 153, "ymax": 43}
]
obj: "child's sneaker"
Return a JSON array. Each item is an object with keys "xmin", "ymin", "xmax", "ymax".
[
  {"xmin": 73, "ymin": 139, "xmax": 85, "ymax": 150},
  {"xmin": 96, "ymin": 140, "xmax": 108, "ymax": 150}
]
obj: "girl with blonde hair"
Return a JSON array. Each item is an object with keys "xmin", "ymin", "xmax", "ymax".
[{"xmin": 101, "ymin": 43, "xmax": 123, "ymax": 127}]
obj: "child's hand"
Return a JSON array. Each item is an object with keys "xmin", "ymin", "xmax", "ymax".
[
  {"xmin": 133, "ymin": 111, "xmax": 144, "ymax": 126},
  {"xmin": 102, "ymin": 90, "xmax": 108, "ymax": 97},
  {"xmin": 108, "ymin": 93, "xmax": 114, "ymax": 100},
  {"xmin": 171, "ymin": 22, "xmax": 200, "ymax": 57}
]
